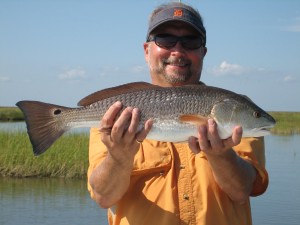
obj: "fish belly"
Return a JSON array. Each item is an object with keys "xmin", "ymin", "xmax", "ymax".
[{"xmin": 146, "ymin": 119, "xmax": 198, "ymax": 142}]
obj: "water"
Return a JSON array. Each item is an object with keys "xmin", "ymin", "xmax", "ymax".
[
  {"xmin": 1, "ymin": 123, "xmax": 300, "ymax": 225},
  {"xmin": 0, "ymin": 122, "xmax": 26, "ymax": 132},
  {"xmin": 0, "ymin": 178, "xmax": 107, "ymax": 225},
  {"xmin": 0, "ymin": 121, "xmax": 90, "ymax": 133},
  {"xmin": 251, "ymin": 135, "xmax": 300, "ymax": 225}
]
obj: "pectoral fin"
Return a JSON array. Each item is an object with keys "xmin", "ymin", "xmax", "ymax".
[{"xmin": 179, "ymin": 115, "xmax": 208, "ymax": 126}]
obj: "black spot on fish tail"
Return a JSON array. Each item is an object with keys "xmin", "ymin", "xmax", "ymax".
[
  {"xmin": 54, "ymin": 109, "xmax": 62, "ymax": 115},
  {"xmin": 16, "ymin": 101, "xmax": 71, "ymax": 156}
]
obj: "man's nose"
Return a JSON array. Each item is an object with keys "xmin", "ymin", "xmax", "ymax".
[{"xmin": 170, "ymin": 41, "xmax": 186, "ymax": 56}]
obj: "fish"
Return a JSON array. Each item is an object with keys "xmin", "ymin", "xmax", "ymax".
[{"xmin": 16, "ymin": 82, "xmax": 276, "ymax": 156}]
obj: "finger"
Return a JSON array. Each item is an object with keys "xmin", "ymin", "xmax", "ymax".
[
  {"xmin": 188, "ymin": 136, "xmax": 201, "ymax": 154},
  {"xmin": 111, "ymin": 107, "xmax": 133, "ymax": 142},
  {"xmin": 100, "ymin": 101, "xmax": 123, "ymax": 129},
  {"xmin": 135, "ymin": 119, "xmax": 153, "ymax": 142},
  {"xmin": 232, "ymin": 126, "xmax": 243, "ymax": 145},
  {"xmin": 126, "ymin": 108, "xmax": 141, "ymax": 137},
  {"xmin": 197, "ymin": 124, "xmax": 210, "ymax": 151},
  {"xmin": 223, "ymin": 126, "xmax": 243, "ymax": 148},
  {"xmin": 207, "ymin": 119, "xmax": 222, "ymax": 148},
  {"xmin": 99, "ymin": 127, "xmax": 112, "ymax": 135}
]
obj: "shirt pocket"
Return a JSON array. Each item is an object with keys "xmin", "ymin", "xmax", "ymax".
[{"xmin": 131, "ymin": 140, "xmax": 172, "ymax": 176}]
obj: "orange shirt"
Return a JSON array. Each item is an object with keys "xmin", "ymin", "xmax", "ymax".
[{"xmin": 87, "ymin": 128, "xmax": 268, "ymax": 225}]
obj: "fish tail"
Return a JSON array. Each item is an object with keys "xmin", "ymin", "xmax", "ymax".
[{"xmin": 16, "ymin": 101, "xmax": 71, "ymax": 156}]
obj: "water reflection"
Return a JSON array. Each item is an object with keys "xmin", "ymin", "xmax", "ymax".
[
  {"xmin": 0, "ymin": 121, "xmax": 89, "ymax": 134},
  {"xmin": 0, "ymin": 122, "xmax": 25, "ymax": 132},
  {"xmin": 251, "ymin": 135, "xmax": 300, "ymax": 225},
  {"xmin": 0, "ymin": 178, "xmax": 107, "ymax": 225}
]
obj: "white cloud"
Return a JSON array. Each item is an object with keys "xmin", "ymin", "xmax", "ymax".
[
  {"xmin": 131, "ymin": 65, "xmax": 147, "ymax": 74},
  {"xmin": 283, "ymin": 17, "xmax": 300, "ymax": 33},
  {"xmin": 98, "ymin": 66, "xmax": 120, "ymax": 77},
  {"xmin": 0, "ymin": 76, "xmax": 11, "ymax": 82},
  {"xmin": 285, "ymin": 24, "xmax": 300, "ymax": 33},
  {"xmin": 283, "ymin": 75, "xmax": 297, "ymax": 82},
  {"xmin": 209, "ymin": 61, "xmax": 246, "ymax": 76},
  {"xmin": 58, "ymin": 68, "xmax": 87, "ymax": 80}
]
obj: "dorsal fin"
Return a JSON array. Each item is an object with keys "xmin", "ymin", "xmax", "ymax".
[{"xmin": 78, "ymin": 82, "xmax": 157, "ymax": 106}]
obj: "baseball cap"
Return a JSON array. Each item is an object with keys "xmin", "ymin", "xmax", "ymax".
[{"xmin": 146, "ymin": 4, "xmax": 206, "ymax": 45}]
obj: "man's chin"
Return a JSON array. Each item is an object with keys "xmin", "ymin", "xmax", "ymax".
[{"xmin": 163, "ymin": 74, "xmax": 190, "ymax": 84}]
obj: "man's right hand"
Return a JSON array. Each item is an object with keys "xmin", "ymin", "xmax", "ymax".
[
  {"xmin": 99, "ymin": 101, "xmax": 153, "ymax": 167},
  {"xmin": 89, "ymin": 101, "xmax": 152, "ymax": 208}
]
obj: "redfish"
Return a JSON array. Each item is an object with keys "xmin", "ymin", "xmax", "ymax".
[{"xmin": 16, "ymin": 82, "xmax": 276, "ymax": 156}]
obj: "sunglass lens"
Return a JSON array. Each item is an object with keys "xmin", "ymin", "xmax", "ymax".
[
  {"xmin": 153, "ymin": 34, "xmax": 202, "ymax": 49},
  {"xmin": 155, "ymin": 35, "xmax": 177, "ymax": 48},
  {"xmin": 181, "ymin": 37, "xmax": 202, "ymax": 49}
]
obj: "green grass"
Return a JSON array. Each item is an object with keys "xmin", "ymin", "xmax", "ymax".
[
  {"xmin": 0, "ymin": 108, "xmax": 300, "ymax": 178},
  {"xmin": 0, "ymin": 131, "xmax": 89, "ymax": 178},
  {"xmin": 0, "ymin": 107, "xmax": 24, "ymax": 121},
  {"xmin": 269, "ymin": 111, "xmax": 300, "ymax": 135}
]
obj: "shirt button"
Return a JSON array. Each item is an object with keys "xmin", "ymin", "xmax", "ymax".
[
  {"xmin": 179, "ymin": 164, "xmax": 185, "ymax": 169},
  {"xmin": 183, "ymin": 194, "xmax": 189, "ymax": 200}
]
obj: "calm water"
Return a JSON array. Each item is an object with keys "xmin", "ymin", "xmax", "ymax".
[
  {"xmin": 0, "ymin": 123, "xmax": 299, "ymax": 225},
  {"xmin": 0, "ymin": 121, "xmax": 89, "ymax": 133},
  {"xmin": 251, "ymin": 135, "xmax": 300, "ymax": 225},
  {"xmin": 0, "ymin": 178, "xmax": 106, "ymax": 225}
]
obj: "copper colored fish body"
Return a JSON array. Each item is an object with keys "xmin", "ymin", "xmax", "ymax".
[{"xmin": 16, "ymin": 82, "xmax": 276, "ymax": 156}]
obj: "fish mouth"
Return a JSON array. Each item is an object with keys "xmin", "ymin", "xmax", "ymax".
[{"xmin": 251, "ymin": 125, "xmax": 275, "ymax": 135}]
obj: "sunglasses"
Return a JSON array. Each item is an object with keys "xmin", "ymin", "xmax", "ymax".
[{"xmin": 148, "ymin": 34, "xmax": 204, "ymax": 50}]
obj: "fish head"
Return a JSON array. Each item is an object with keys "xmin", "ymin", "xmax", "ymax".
[{"xmin": 211, "ymin": 97, "xmax": 276, "ymax": 139}]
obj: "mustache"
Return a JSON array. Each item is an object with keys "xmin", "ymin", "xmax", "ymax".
[{"xmin": 162, "ymin": 57, "xmax": 191, "ymax": 65}]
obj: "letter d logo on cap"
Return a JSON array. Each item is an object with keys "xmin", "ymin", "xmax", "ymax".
[{"xmin": 173, "ymin": 9, "xmax": 183, "ymax": 17}]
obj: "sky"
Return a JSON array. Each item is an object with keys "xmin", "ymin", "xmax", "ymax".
[{"xmin": 0, "ymin": 0, "xmax": 299, "ymax": 111}]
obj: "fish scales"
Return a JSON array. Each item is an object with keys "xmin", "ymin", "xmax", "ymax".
[
  {"xmin": 75, "ymin": 86, "xmax": 213, "ymax": 125},
  {"xmin": 16, "ymin": 82, "xmax": 276, "ymax": 155}
]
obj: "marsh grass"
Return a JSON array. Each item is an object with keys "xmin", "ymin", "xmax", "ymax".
[
  {"xmin": 1, "ymin": 108, "xmax": 300, "ymax": 178},
  {"xmin": 0, "ymin": 107, "xmax": 24, "ymax": 121},
  {"xmin": 0, "ymin": 131, "xmax": 89, "ymax": 178},
  {"xmin": 269, "ymin": 112, "xmax": 300, "ymax": 135}
]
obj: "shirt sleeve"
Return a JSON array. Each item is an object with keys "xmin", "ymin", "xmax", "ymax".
[
  {"xmin": 233, "ymin": 137, "xmax": 269, "ymax": 196},
  {"xmin": 87, "ymin": 128, "xmax": 108, "ymax": 200}
]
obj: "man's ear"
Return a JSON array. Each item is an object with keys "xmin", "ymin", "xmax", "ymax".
[
  {"xmin": 202, "ymin": 47, "xmax": 207, "ymax": 57},
  {"xmin": 143, "ymin": 42, "xmax": 149, "ymax": 62}
]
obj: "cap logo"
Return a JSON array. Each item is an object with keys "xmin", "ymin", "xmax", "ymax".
[{"xmin": 173, "ymin": 9, "xmax": 183, "ymax": 17}]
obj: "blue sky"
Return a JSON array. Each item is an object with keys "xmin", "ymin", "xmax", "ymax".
[{"xmin": 1, "ymin": 0, "xmax": 299, "ymax": 111}]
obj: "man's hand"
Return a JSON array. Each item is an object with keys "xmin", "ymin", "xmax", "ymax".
[
  {"xmin": 188, "ymin": 119, "xmax": 242, "ymax": 155},
  {"xmin": 99, "ymin": 101, "xmax": 153, "ymax": 167},
  {"xmin": 188, "ymin": 118, "xmax": 256, "ymax": 204},
  {"xmin": 89, "ymin": 101, "xmax": 152, "ymax": 208}
]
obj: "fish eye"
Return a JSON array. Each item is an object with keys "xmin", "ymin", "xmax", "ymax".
[{"xmin": 253, "ymin": 111, "xmax": 261, "ymax": 118}]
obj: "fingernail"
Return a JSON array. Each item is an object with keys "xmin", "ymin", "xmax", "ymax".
[
  {"xmin": 115, "ymin": 101, "xmax": 122, "ymax": 107},
  {"xmin": 133, "ymin": 108, "xmax": 140, "ymax": 114},
  {"xmin": 208, "ymin": 119, "xmax": 215, "ymax": 126},
  {"xmin": 236, "ymin": 126, "xmax": 243, "ymax": 134},
  {"xmin": 127, "ymin": 107, "xmax": 133, "ymax": 112},
  {"xmin": 198, "ymin": 125, "xmax": 206, "ymax": 133}
]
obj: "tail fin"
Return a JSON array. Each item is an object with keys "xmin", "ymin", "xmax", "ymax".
[{"xmin": 16, "ymin": 101, "xmax": 71, "ymax": 156}]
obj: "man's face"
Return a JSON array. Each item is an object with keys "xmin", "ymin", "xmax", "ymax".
[{"xmin": 144, "ymin": 21, "xmax": 207, "ymax": 87}]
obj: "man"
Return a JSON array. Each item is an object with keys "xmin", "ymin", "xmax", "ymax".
[{"xmin": 88, "ymin": 2, "xmax": 268, "ymax": 225}]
